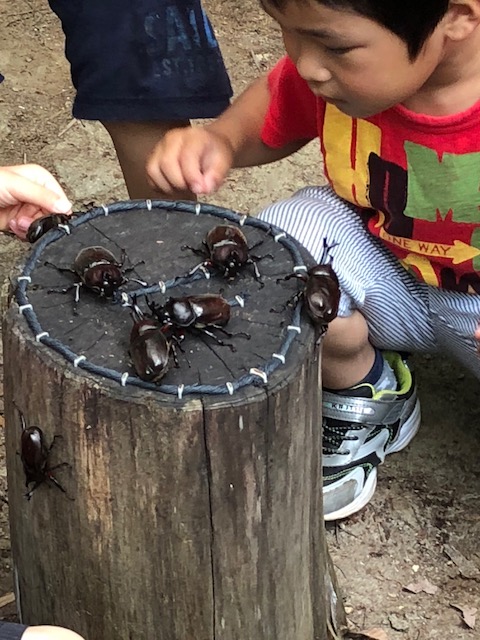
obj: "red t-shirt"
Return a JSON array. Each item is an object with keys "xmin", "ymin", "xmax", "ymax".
[{"xmin": 262, "ymin": 56, "xmax": 480, "ymax": 293}]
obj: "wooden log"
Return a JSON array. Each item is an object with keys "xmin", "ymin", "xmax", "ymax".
[{"xmin": 3, "ymin": 201, "xmax": 346, "ymax": 640}]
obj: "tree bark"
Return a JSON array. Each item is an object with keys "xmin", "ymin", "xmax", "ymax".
[{"xmin": 3, "ymin": 202, "xmax": 346, "ymax": 639}]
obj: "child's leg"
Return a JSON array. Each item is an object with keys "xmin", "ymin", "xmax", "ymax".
[
  {"xmin": 259, "ymin": 185, "xmax": 436, "ymax": 353},
  {"xmin": 428, "ymin": 287, "xmax": 480, "ymax": 379},
  {"xmin": 321, "ymin": 311, "xmax": 374, "ymax": 389},
  {"xmin": 259, "ymin": 186, "xmax": 436, "ymax": 520},
  {"xmin": 101, "ymin": 120, "xmax": 192, "ymax": 200}
]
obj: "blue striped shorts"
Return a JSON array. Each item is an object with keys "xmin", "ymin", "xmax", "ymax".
[{"xmin": 259, "ymin": 186, "xmax": 480, "ymax": 379}]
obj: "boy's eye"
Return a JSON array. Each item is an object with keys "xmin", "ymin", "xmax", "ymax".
[{"xmin": 325, "ymin": 45, "xmax": 355, "ymax": 54}]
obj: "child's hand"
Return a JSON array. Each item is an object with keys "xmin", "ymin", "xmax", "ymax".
[
  {"xmin": 475, "ymin": 323, "xmax": 480, "ymax": 353},
  {"xmin": 0, "ymin": 164, "xmax": 72, "ymax": 240},
  {"xmin": 146, "ymin": 127, "xmax": 234, "ymax": 197}
]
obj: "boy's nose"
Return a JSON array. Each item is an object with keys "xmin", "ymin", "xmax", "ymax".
[{"xmin": 295, "ymin": 55, "xmax": 332, "ymax": 85}]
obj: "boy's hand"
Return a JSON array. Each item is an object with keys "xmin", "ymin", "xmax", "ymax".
[
  {"xmin": 146, "ymin": 127, "xmax": 234, "ymax": 197},
  {"xmin": 475, "ymin": 323, "xmax": 480, "ymax": 353},
  {"xmin": 0, "ymin": 164, "xmax": 72, "ymax": 240}
]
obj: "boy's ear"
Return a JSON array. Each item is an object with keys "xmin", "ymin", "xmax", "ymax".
[{"xmin": 443, "ymin": 0, "xmax": 480, "ymax": 41}]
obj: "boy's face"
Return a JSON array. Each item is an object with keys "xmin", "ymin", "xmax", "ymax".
[{"xmin": 262, "ymin": 0, "xmax": 446, "ymax": 118}]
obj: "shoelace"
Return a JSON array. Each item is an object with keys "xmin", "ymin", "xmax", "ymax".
[{"xmin": 322, "ymin": 419, "xmax": 365, "ymax": 455}]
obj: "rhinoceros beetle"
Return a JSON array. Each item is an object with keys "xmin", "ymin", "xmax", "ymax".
[
  {"xmin": 26, "ymin": 213, "xmax": 72, "ymax": 243},
  {"xmin": 276, "ymin": 241, "xmax": 340, "ymax": 336},
  {"xmin": 46, "ymin": 245, "xmax": 147, "ymax": 313},
  {"xmin": 19, "ymin": 413, "xmax": 72, "ymax": 501},
  {"xmin": 128, "ymin": 297, "xmax": 178, "ymax": 383},
  {"xmin": 183, "ymin": 225, "xmax": 271, "ymax": 285},
  {"xmin": 149, "ymin": 293, "xmax": 251, "ymax": 352}
]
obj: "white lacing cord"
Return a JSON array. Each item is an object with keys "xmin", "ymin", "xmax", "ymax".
[
  {"xmin": 18, "ymin": 304, "xmax": 33, "ymax": 314},
  {"xmin": 73, "ymin": 355, "xmax": 86, "ymax": 367},
  {"xmin": 249, "ymin": 368, "xmax": 268, "ymax": 384}
]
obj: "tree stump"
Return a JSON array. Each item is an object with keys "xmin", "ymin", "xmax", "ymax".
[{"xmin": 3, "ymin": 200, "xmax": 346, "ymax": 640}]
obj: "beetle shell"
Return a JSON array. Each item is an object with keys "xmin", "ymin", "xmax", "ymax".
[
  {"xmin": 20, "ymin": 426, "xmax": 49, "ymax": 485},
  {"xmin": 206, "ymin": 225, "xmax": 249, "ymax": 276},
  {"xmin": 129, "ymin": 319, "xmax": 171, "ymax": 383},
  {"xmin": 164, "ymin": 294, "xmax": 231, "ymax": 328},
  {"xmin": 26, "ymin": 214, "xmax": 71, "ymax": 243},
  {"xmin": 304, "ymin": 264, "xmax": 340, "ymax": 327},
  {"xmin": 73, "ymin": 246, "xmax": 125, "ymax": 297}
]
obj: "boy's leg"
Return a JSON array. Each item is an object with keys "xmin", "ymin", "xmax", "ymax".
[
  {"xmin": 428, "ymin": 287, "xmax": 480, "ymax": 379},
  {"xmin": 259, "ymin": 186, "xmax": 436, "ymax": 520},
  {"xmin": 102, "ymin": 120, "xmax": 192, "ymax": 200},
  {"xmin": 48, "ymin": 0, "xmax": 232, "ymax": 199}
]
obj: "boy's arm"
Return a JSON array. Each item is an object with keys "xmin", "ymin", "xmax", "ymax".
[
  {"xmin": 207, "ymin": 75, "xmax": 309, "ymax": 168},
  {"xmin": 147, "ymin": 74, "xmax": 310, "ymax": 196}
]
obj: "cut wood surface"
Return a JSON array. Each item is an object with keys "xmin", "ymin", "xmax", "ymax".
[{"xmin": 3, "ymin": 203, "xmax": 346, "ymax": 640}]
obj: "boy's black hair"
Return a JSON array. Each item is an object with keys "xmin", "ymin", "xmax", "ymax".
[{"xmin": 264, "ymin": 0, "xmax": 450, "ymax": 59}]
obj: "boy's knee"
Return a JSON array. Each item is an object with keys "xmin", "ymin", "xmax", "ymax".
[{"xmin": 323, "ymin": 312, "xmax": 370, "ymax": 359}]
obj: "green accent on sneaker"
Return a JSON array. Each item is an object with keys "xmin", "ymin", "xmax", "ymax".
[{"xmin": 349, "ymin": 351, "xmax": 413, "ymax": 400}]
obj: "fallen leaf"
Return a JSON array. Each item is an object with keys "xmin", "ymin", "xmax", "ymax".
[
  {"xmin": 451, "ymin": 604, "xmax": 477, "ymax": 629},
  {"xmin": 404, "ymin": 579, "xmax": 439, "ymax": 595}
]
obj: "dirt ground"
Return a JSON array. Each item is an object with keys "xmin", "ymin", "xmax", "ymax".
[{"xmin": 0, "ymin": 1, "xmax": 479, "ymax": 638}]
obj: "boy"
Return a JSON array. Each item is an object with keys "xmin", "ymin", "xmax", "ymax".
[
  {"xmin": 146, "ymin": 0, "xmax": 480, "ymax": 520},
  {"xmin": 48, "ymin": 0, "xmax": 232, "ymax": 199}
]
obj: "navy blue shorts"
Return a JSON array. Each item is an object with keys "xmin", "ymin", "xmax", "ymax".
[{"xmin": 48, "ymin": 0, "xmax": 233, "ymax": 121}]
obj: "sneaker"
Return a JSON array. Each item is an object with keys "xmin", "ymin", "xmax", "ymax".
[{"xmin": 322, "ymin": 352, "xmax": 421, "ymax": 521}]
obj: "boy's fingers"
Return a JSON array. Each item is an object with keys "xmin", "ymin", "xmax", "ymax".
[
  {"xmin": 146, "ymin": 143, "xmax": 191, "ymax": 194},
  {"xmin": 147, "ymin": 129, "xmax": 232, "ymax": 196},
  {"xmin": 179, "ymin": 137, "xmax": 232, "ymax": 195}
]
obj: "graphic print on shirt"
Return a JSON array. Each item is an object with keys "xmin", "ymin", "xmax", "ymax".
[{"xmin": 321, "ymin": 104, "xmax": 480, "ymax": 292}]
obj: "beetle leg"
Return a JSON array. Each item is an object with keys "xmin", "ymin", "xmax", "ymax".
[
  {"xmin": 44, "ymin": 261, "xmax": 76, "ymax": 275},
  {"xmin": 125, "ymin": 276, "xmax": 149, "ymax": 287},
  {"xmin": 246, "ymin": 258, "xmax": 265, "ymax": 287},
  {"xmin": 46, "ymin": 284, "xmax": 76, "ymax": 295},
  {"xmin": 187, "ymin": 261, "xmax": 212, "ymax": 278},
  {"xmin": 195, "ymin": 327, "xmax": 237, "ymax": 352},
  {"xmin": 123, "ymin": 259, "xmax": 145, "ymax": 275},
  {"xmin": 276, "ymin": 271, "xmax": 307, "ymax": 284},
  {"xmin": 46, "ymin": 470, "xmax": 75, "ymax": 501},
  {"xmin": 206, "ymin": 324, "xmax": 251, "ymax": 341},
  {"xmin": 181, "ymin": 244, "xmax": 207, "ymax": 259},
  {"xmin": 25, "ymin": 482, "xmax": 42, "ymax": 501},
  {"xmin": 271, "ymin": 290, "xmax": 301, "ymax": 314},
  {"xmin": 72, "ymin": 283, "xmax": 82, "ymax": 315}
]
